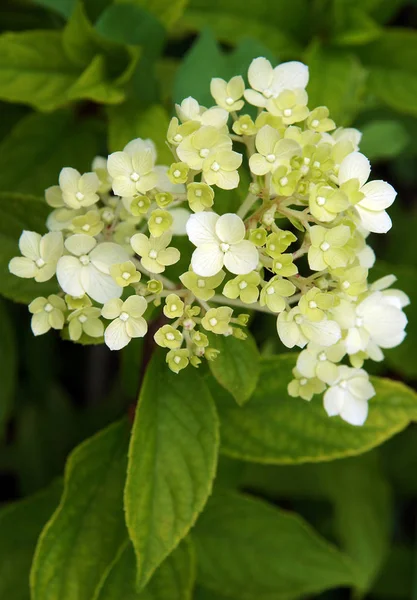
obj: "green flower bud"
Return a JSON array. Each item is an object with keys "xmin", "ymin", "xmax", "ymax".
[
  {"xmin": 249, "ymin": 227, "xmax": 267, "ymax": 247},
  {"xmin": 191, "ymin": 330, "xmax": 209, "ymax": 348},
  {"xmin": 131, "ymin": 195, "xmax": 151, "ymax": 216},
  {"xmin": 163, "ymin": 293, "xmax": 184, "ymax": 318},
  {"xmin": 148, "ymin": 209, "xmax": 173, "ymax": 237},
  {"xmin": 205, "ymin": 347, "xmax": 220, "ymax": 361},
  {"xmin": 166, "ymin": 348, "xmax": 189, "ymax": 373},
  {"xmin": 154, "ymin": 324, "xmax": 183, "ymax": 349},
  {"xmin": 187, "ymin": 182, "xmax": 214, "ymax": 212},
  {"xmin": 110, "ymin": 261, "xmax": 141, "ymax": 287},
  {"xmin": 155, "ymin": 192, "xmax": 174, "ymax": 208},
  {"xmin": 168, "ymin": 162, "xmax": 189, "ymax": 184},
  {"xmin": 147, "ymin": 279, "xmax": 163, "ymax": 294},
  {"xmin": 236, "ymin": 313, "xmax": 250, "ymax": 326},
  {"xmin": 201, "ymin": 306, "xmax": 233, "ymax": 334},
  {"xmin": 232, "ymin": 327, "xmax": 247, "ymax": 340},
  {"xmin": 100, "ymin": 207, "xmax": 115, "ymax": 224},
  {"xmin": 190, "ymin": 355, "xmax": 202, "ymax": 368}
]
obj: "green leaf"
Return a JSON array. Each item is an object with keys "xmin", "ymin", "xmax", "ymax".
[
  {"xmin": 212, "ymin": 354, "xmax": 417, "ymax": 464},
  {"xmin": 33, "ymin": 0, "xmax": 76, "ymax": 19},
  {"xmin": 194, "ymin": 587, "xmax": 231, "ymax": 600},
  {"xmin": 0, "ymin": 192, "xmax": 56, "ymax": 303},
  {"xmin": 107, "ymin": 104, "xmax": 172, "ymax": 163},
  {"xmin": 370, "ymin": 262, "xmax": 416, "ymax": 379},
  {"xmin": 115, "ymin": 0, "xmax": 187, "ymax": 28},
  {"xmin": 0, "ymin": 110, "xmax": 102, "ymax": 196},
  {"xmin": 125, "ymin": 351, "xmax": 219, "ymax": 589},
  {"xmin": 371, "ymin": 545, "xmax": 414, "ymax": 599},
  {"xmin": 30, "ymin": 420, "xmax": 130, "ymax": 600},
  {"xmin": 358, "ymin": 29, "xmax": 417, "ymax": 116},
  {"xmin": 306, "ymin": 44, "xmax": 366, "ymax": 125},
  {"xmin": 207, "ymin": 332, "xmax": 260, "ymax": 406},
  {"xmin": 0, "ymin": 30, "xmax": 80, "ymax": 110},
  {"xmin": 93, "ymin": 539, "xmax": 195, "ymax": 599},
  {"xmin": 331, "ymin": 5, "xmax": 381, "ymax": 46},
  {"xmin": 173, "ymin": 30, "xmax": 275, "ymax": 107},
  {"xmin": 0, "ymin": 479, "xmax": 62, "ymax": 600},
  {"xmin": 360, "ymin": 120, "xmax": 409, "ymax": 160},
  {"xmin": 192, "ymin": 490, "xmax": 357, "ymax": 599},
  {"xmin": 0, "ymin": 299, "xmax": 17, "ymax": 437},
  {"xmin": 177, "ymin": 0, "xmax": 305, "ymax": 58}
]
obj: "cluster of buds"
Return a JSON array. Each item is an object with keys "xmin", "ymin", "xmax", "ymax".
[{"xmin": 9, "ymin": 57, "xmax": 408, "ymax": 425}]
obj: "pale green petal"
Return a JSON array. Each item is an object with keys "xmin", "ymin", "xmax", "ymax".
[
  {"xmin": 102, "ymin": 298, "xmax": 123, "ymax": 320},
  {"xmin": 31, "ymin": 312, "xmax": 51, "ymax": 336},
  {"xmin": 83, "ymin": 318, "xmax": 104, "ymax": 338},
  {"xmin": 49, "ymin": 309, "xmax": 64, "ymax": 330},
  {"xmin": 65, "ymin": 234, "xmax": 96, "ymax": 257},
  {"xmin": 126, "ymin": 316, "xmax": 148, "ymax": 338},
  {"xmin": 122, "ymin": 295, "xmax": 147, "ymax": 318},
  {"xmin": 9, "ymin": 257, "xmax": 37, "ymax": 279},
  {"xmin": 104, "ymin": 319, "xmax": 130, "ymax": 351},
  {"xmin": 215, "ymin": 213, "xmax": 245, "ymax": 244},
  {"xmin": 19, "ymin": 231, "xmax": 41, "ymax": 260},
  {"xmin": 157, "ymin": 247, "xmax": 180, "ymax": 267},
  {"xmin": 69, "ymin": 318, "xmax": 82, "ymax": 341}
]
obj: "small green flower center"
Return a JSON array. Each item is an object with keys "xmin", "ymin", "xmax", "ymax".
[
  {"xmin": 166, "ymin": 332, "xmax": 175, "ymax": 341},
  {"xmin": 82, "ymin": 224, "xmax": 91, "ymax": 231},
  {"xmin": 311, "ymin": 119, "xmax": 320, "ymax": 128},
  {"xmin": 197, "ymin": 279, "xmax": 206, "ymax": 288},
  {"xmin": 280, "ymin": 177, "xmax": 288, "ymax": 186},
  {"xmin": 155, "ymin": 217, "xmax": 163, "ymax": 224},
  {"xmin": 78, "ymin": 315, "xmax": 87, "ymax": 323},
  {"xmin": 44, "ymin": 303, "xmax": 53, "ymax": 313},
  {"xmin": 173, "ymin": 170, "xmax": 181, "ymax": 179},
  {"xmin": 266, "ymin": 153, "xmax": 276, "ymax": 163},
  {"xmin": 309, "ymin": 301, "xmax": 317, "ymax": 309},
  {"xmin": 122, "ymin": 272, "xmax": 131, "ymax": 280},
  {"xmin": 209, "ymin": 317, "xmax": 218, "ymax": 327},
  {"xmin": 319, "ymin": 352, "xmax": 327, "ymax": 362},
  {"xmin": 267, "ymin": 286, "xmax": 275, "ymax": 295},
  {"xmin": 173, "ymin": 134, "xmax": 182, "ymax": 143},
  {"xmin": 239, "ymin": 281, "xmax": 248, "ymax": 290}
]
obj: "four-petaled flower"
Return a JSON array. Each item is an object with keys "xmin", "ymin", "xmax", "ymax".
[
  {"xmin": 244, "ymin": 58, "xmax": 309, "ymax": 108},
  {"xmin": 186, "ymin": 212, "xmax": 259, "ymax": 277},
  {"xmin": 130, "ymin": 231, "xmax": 180, "ymax": 274},
  {"xmin": 107, "ymin": 138, "xmax": 158, "ymax": 197},
  {"xmin": 9, "ymin": 231, "xmax": 63, "ymax": 282},
  {"xmin": 102, "ymin": 296, "xmax": 148, "ymax": 350}
]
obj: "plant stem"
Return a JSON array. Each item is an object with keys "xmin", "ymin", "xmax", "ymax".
[
  {"xmin": 210, "ymin": 295, "xmax": 274, "ymax": 315},
  {"xmin": 237, "ymin": 193, "xmax": 258, "ymax": 219}
]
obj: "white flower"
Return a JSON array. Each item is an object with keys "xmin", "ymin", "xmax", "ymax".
[
  {"xmin": 277, "ymin": 308, "xmax": 341, "ymax": 349},
  {"xmin": 331, "ymin": 127, "xmax": 362, "ymax": 149},
  {"xmin": 9, "ymin": 231, "xmax": 63, "ymax": 282},
  {"xmin": 186, "ymin": 212, "xmax": 258, "ymax": 277},
  {"xmin": 102, "ymin": 296, "xmax": 148, "ymax": 350},
  {"xmin": 131, "ymin": 231, "xmax": 180, "ymax": 274},
  {"xmin": 210, "ymin": 76, "xmax": 245, "ymax": 112},
  {"xmin": 58, "ymin": 168, "xmax": 100, "ymax": 209},
  {"xmin": 28, "ymin": 295, "xmax": 66, "ymax": 336},
  {"xmin": 176, "ymin": 126, "xmax": 232, "ymax": 171},
  {"xmin": 202, "ymin": 150, "xmax": 242, "ymax": 189},
  {"xmin": 56, "ymin": 234, "xmax": 129, "ymax": 304},
  {"xmin": 323, "ymin": 366, "xmax": 375, "ymax": 426},
  {"xmin": 244, "ymin": 57, "xmax": 309, "ymax": 108},
  {"xmin": 175, "ymin": 97, "xmax": 228, "ymax": 129},
  {"xmin": 296, "ymin": 343, "xmax": 345, "ymax": 384},
  {"xmin": 107, "ymin": 138, "xmax": 158, "ymax": 197},
  {"xmin": 338, "ymin": 152, "xmax": 396, "ymax": 233},
  {"xmin": 249, "ymin": 125, "xmax": 301, "ymax": 175}
]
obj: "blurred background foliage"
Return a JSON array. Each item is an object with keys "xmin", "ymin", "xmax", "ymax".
[{"xmin": 1, "ymin": 0, "xmax": 417, "ymax": 597}]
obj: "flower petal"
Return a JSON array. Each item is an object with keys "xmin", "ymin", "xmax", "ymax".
[
  {"xmin": 213, "ymin": 169, "xmax": 240, "ymax": 190},
  {"xmin": 340, "ymin": 394, "xmax": 369, "ymax": 426},
  {"xmin": 112, "ymin": 176, "xmax": 137, "ymax": 198},
  {"xmin": 31, "ymin": 312, "xmax": 51, "ymax": 336},
  {"xmin": 243, "ymin": 89, "xmax": 267, "ymax": 107},
  {"xmin": 359, "ymin": 180, "xmax": 396, "ymax": 211},
  {"xmin": 338, "ymin": 152, "xmax": 370, "ymax": 187},
  {"xmin": 90, "ymin": 242, "xmax": 129, "ymax": 274},
  {"xmin": 355, "ymin": 206, "xmax": 392, "ymax": 234},
  {"xmin": 223, "ymin": 240, "xmax": 259, "ymax": 275},
  {"xmin": 126, "ymin": 316, "xmax": 148, "ymax": 338},
  {"xmin": 105, "ymin": 319, "xmax": 130, "ymax": 351},
  {"xmin": 186, "ymin": 212, "xmax": 219, "ymax": 246},
  {"xmin": 102, "ymin": 298, "xmax": 123, "ymax": 319},
  {"xmin": 81, "ymin": 266, "xmax": 123, "ymax": 304},
  {"xmin": 40, "ymin": 231, "xmax": 63, "ymax": 262},
  {"xmin": 124, "ymin": 138, "xmax": 157, "ymax": 163},
  {"xmin": 271, "ymin": 61, "xmax": 309, "ymax": 94},
  {"xmin": 59, "ymin": 167, "xmax": 80, "ymax": 194},
  {"xmin": 9, "ymin": 257, "xmax": 37, "ymax": 278},
  {"xmin": 107, "ymin": 152, "xmax": 132, "ymax": 178},
  {"xmin": 79, "ymin": 172, "xmax": 100, "ymax": 195},
  {"xmin": 215, "ymin": 213, "xmax": 245, "ymax": 244},
  {"xmin": 19, "ymin": 231, "xmax": 41, "ymax": 260},
  {"xmin": 123, "ymin": 295, "xmax": 147, "ymax": 318},
  {"xmin": 130, "ymin": 233, "xmax": 149, "ymax": 256},
  {"xmin": 248, "ymin": 57, "xmax": 273, "ymax": 92},
  {"xmin": 323, "ymin": 386, "xmax": 345, "ymax": 417},
  {"xmin": 191, "ymin": 244, "xmax": 224, "ymax": 277},
  {"xmin": 56, "ymin": 256, "xmax": 84, "ymax": 296}
]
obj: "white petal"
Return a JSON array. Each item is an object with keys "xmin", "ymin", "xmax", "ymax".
[
  {"xmin": 249, "ymin": 154, "xmax": 269, "ymax": 176},
  {"xmin": 340, "ymin": 394, "xmax": 369, "ymax": 426},
  {"xmin": 90, "ymin": 243, "xmax": 129, "ymax": 274},
  {"xmin": 345, "ymin": 327, "xmax": 369, "ymax": 355},
  {"xmin": 248, "ymin": 57, "xmax": 273, "ymax": 92},
  {"xmin": 40, "ymin": 231, "xmax": 63, "ymax": 261},
  {"xmin": 243, "ymin": 89, "xmax": 267, "ymax": 108},
  {"xmin": 105, "ymin": 319, "xmax": 130, "ymax": 351},
  {"xmin": 59, "ymin": 167, "xmax": 80, "ymax": 194},
  {"xmin": 112, "ymin": 176, "xmax": 137, "ymax": 198},
  {"xmin": 302, "ymin": 319, "xmax": 341, "ymax": 347},
  {"xmin": 349, "ymin": 375, "xmax": 375, "ymax": 402},
  {"xmin": 102, "ymin": 298, "xmax": 123, "ymax": 319},
  {"xmin": 122, "ymin": 295, "xmax": 148, "ymax": 318},
  {"xmin": 271, "ymin": 61, "xmax": 309, "ymax": 94},
  {"xmin": 296, "ymin": 350, "xmax": 317, "ymax": 378},
  {"xmin": 355, "ymin": 206, "xmax": 392, "ymax": 234},
  {"xmin": 338, "ymin": 152, "xmax": 370, "ymax": 187},
  {"xmin": 357, "ymin": 245, "xmax": 375, "ymax": 268},
  {"xmin": 176, "ymin": 97, "xmax": 200, "ymax": 121},
  {"xmin": 277, "ymin": 314, "xmax": 306, "ymax": 348},
  {"xmin": 210, "ymin": 77, "xmax": 227, "ymax": 100},
  {"xmin": 65, "ymin": 234, "xmax": 97, "ymax": 257},
  {"xmin": 56, "ymin": 256, "xmax": 84, "ymax": 296},
  {"xmin": 359, "ymin": 180, "xmax": 396, "ymax": 211},
  {"xmin": 215, "ymin": 213, "xmax": 245, "ymax": 244},
  {"xmin": 79, "ymin": 172, "xmax": 100, "ymax": 195},
  {"xmin": 9, "ymin": 257, "xmax": 37, "ymax": 278},
  {"xmin": 362, "ymin": 304, "xmax": 407, "ymax": 348},
  {"xmin": 213, "ymin": 169, "xmax": 240, "ymax": 190},
  {"xmin": 107, "ymin": 152, "xmax": 132, "ymax": 178},
  {"xmin": 323, "ymin": 386, "xmax": 345, "ymax": 417},
  {"xmin": 126, "ymin": 316, "xmax": 148, "ymax": 338},
  {"xmin": 154, "ymin": 165, "xmax": 185, "ymax": 194},
  {"xmin": 191, "ymin": 244, "xmax": 224, "ymax": 277},
  {"xmin": 31, "ymin": 312, "xmax": 51, "ymax": 336},
  {"xmin": 170, "ymin": 208, "xmax": 191, "ymax": 235},
  {"xmin": 19, "ymin": 231, "xmax": 41, "ymax": 260},
  {"xmin": 186, "ymin": 212, "xmax": 219, "ymax": 246},
  {"xmin": 201, "ymin": 107, "xmax": 229, "ymax": 128},
  {"xmin": 81, "ymin": 266, "xmax": 123, "ymax": 304},
  {"xmin": 124, "ymin": 138, "xmax": 157, "ymax": 163},
  {"xmin": 223, "ymin": 241, "xmax": 259, "ymax": 275}
]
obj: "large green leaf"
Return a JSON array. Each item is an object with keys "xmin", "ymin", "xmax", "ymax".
[
  {"xmin": 359, "ymin": 120, "xmax": 409, "ymax": 160},
  {"xmin": 0, "ymin": 299, "xmax": 17, "ymax": 437},
  {"xmin": 0, "ymin": 110, "xmax": 102, "ymax": 196},
  {"xmin": 207, "ymin": 332, "xmax": 260, "ymax": 406},
  {"xmin": 0, "ymin": 479, "xmax": 62, "ymax": 600},
  {"xmin": 358, "ymin": 29, "xmax": 417, "ymax": 116},
  {"xmin": 107, "ymin": 103, "xmax": 172, "ymax": 162},
  {"xmin": 192, "ymin": 490, "xmax": 357, "ymax": 599},
  {"xmin": 125, "ymin": 351, "xmax": 219, "ymax": 589},
  {"xmin": 306, "ymin": 44, "xmax": 366, "ymax": 125},
  {"xmin": 30, "ymin": 420, "xmax": 130, "ymax": 600},
  {"xmin": 115, "ymin": 0, "xmax": 187, "ymax": 28},
  {"xmin": 173, "ymin": 30, "xmax": 275, "ymax": 107},
  {"xmin": 371, "ymin": 544, "xmax": 414, "ymax": 599},
  {"xmin": 93, "ymin": 539, "xmax": 195, "ymax": 599},
  {"xmin": 177, "ymin": 0, "xmax": 305, "ymax": 58},
  {"xmin": 212, "ymin": 355, "xmax": 417, "ymax": 464}
]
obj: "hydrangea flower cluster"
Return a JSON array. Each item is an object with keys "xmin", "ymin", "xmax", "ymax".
[{"xmin": 9, "ymin": 57, "xmax": 409, "ymax": 426}]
